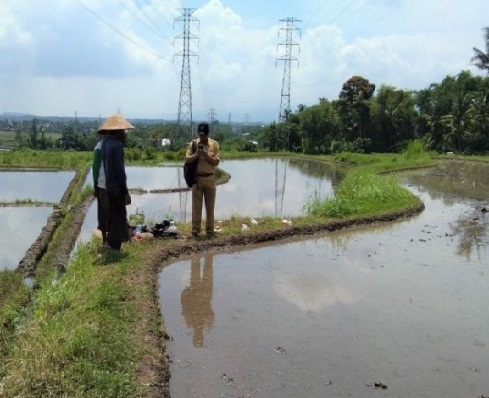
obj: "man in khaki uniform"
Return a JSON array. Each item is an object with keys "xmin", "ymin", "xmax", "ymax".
[{"xmin": 185, "ymin": 122, "xmax": 220, "ymax": 237}]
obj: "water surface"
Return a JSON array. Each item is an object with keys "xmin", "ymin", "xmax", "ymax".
[
  {"xmin": 0, "ymin": 207, "xmax": 53, "ymax": 270},
  {"xmin": 0, "ymin": 170, "xmax": 74, "ymax": 203},
  {"xmin": 77, "ymin": 158, "xmax": 345, "ymax": 243},
  {"xmin": 159, "ymin": 160, "xmax": 489, "ymax": 398}
]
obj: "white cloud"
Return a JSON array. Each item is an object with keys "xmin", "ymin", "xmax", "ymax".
[{"xmin": 0, "ymin": 0, "xmax": 487, "ymax": 122}]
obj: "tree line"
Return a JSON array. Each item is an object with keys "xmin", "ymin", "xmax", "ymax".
[
  {"xmin": 257, "ymin": 27, "xmax": 489, "ymax": 155},
  {"xmin": 4, "ymin": 27, "xmax": 488, "ymax": 156}
]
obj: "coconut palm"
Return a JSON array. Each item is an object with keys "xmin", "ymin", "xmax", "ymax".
[{"xmin": 471, "ymin": 27, "xmax": 489, "ymax": 74}]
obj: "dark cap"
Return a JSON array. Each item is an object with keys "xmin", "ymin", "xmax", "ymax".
[{"xmin": 197, "ymin": 122, "xmax": 209, "ymax": 135}]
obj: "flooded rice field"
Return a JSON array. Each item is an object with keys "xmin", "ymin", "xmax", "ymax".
[
  {"xmin": 77, "ymin": 158, "xmax": 345, "ymax": 244},
  {"xmin": 1, "ymin": 158, "xmax": 488, "ymax": 397},
  {"xmin": 0, "ymin": 207, "xmax": 52, "ymax": 271},
  {"xmin": 158, "ymin": 160, "xmax": 489, "ymax": 398},
  {"xmin": 0, "ymin": 170, "xmax": 74, "ymax": 271},
  {"xmin": 0, "ymin": 170, "xmax": 74, "ymax": 203}
]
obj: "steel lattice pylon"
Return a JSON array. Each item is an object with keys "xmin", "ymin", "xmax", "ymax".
[
  {"xmin": 175, "ymin": 8, "xmax": 199, "ymax": 141},
  {"xmin": 277, "ymin": 18, "xmax": 301, "ymax": 123}
]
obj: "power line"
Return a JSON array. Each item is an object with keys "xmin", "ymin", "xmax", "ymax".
[
  {"xmin": 73, "ymin": 0, "xmax": 171, "ymax": 62},
  {"xmin": 132, "ymin": 0, "xmax": 174, "ymax": 37},
  {"xmin": 116, "ymin": 0, "xmax": 171, "ymax": 45},
  {"xmin": 347, "ymin": 1, "xmax": 408, "ymax": 40},
  {"xmin": 134, "ymin": 0, "xmax": 173, "ymax": 30},
  {"xmin": 328, "ymin": 0, "xmax": 360, "ymax": 25}
]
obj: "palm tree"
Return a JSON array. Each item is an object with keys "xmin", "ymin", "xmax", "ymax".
[{"xmin": 471, "ymin": 27, "xmax": 489, "ymax": 74}]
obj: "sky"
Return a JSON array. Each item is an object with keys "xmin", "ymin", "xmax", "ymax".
[{"xmin": 0, "ymin": 0, "xmax": 487, "ymax": 124}]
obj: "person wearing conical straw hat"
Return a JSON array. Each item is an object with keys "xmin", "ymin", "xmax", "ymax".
[{"xmin": 97, "ymin": 113, "xmax": 134, "ymax": 251}]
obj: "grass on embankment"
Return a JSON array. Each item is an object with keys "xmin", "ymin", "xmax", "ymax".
[
  {"xmin": 0, "ymin": 145, "xmax": 439, "ymax": 397},
  {"xmin": 2, "ymin": 242, "xmax": 160, "ymax": 398},
  {"xmin": 303, "ymin": 169, "xmax": 419, "ymax": 218}
]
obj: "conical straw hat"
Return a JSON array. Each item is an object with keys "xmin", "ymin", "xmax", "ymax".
[{"xmin": 97, "ymin": 114, "xmax": 135, "ymax": 132}]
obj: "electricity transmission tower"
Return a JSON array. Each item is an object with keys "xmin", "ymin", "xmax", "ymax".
[
  {"xmin": 174, "ymin": 8, "xmax": 199, "ymax": 141},
  {"xmin": 277, "ymin": 18, "xmax": 301, "ymax": 122}
]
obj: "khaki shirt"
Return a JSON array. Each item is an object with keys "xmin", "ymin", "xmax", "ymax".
[{"xmin": 186, "ymin": 137, "xmax": 220, "ymax": 176}]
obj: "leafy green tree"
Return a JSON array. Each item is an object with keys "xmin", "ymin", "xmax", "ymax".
[
  {"xmin": 371, "ymin": 85, "xmax": 417, "ymax": 152},
  {"xmin": 59, "ymin": 125, "xmax": 90, "ymax": 150},
  {"xmin": 466, "ymin": 90, "xmax": 489, "ymax": 152},
  {"xmin": 338, "ymin": 76, "xmax": 376, "ymax": 141},
  {"xmin": 471, "ymin": 27, "xmax": 489, "ymax": 74},
  {"xmin": 414, "ymin": 70, "xmax": 489, "ymax": 153},
  {"xmin": 30, "ymin": 119, "xmax": 38, "ymax": 149},
  {"xmin": 15, "ymin": 128, "xmax": 23, "ymax": 148},
  {"xmin": 297, "ymin": 99, "xmax": 340, "ymax": 154},
  {"xmin": 440, "ymin": 92, "xmax": 474, "ymax": 152},
  {"xmin": 262, "ymin": 122, "xmax": 280, "ymax": 152}
]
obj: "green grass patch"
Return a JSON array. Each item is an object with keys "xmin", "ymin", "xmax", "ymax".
[
  {"xmin": 304, "ymin": 169, "xmax": 419, "ymax": 218},
  {"xmin": 0, "ymin": 271, "xmax": 31, "ymax": 366},
  {"xmin": 0, "ymin": 149, "xmax": 91, "ymax": 170},
  {"xmin": 1, "ymin": 243, "xmax": 143, "ymax": 398}
]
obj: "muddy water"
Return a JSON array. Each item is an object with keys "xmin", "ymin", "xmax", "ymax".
[{"xmin": 158, "ymin": 161, "xmax": 489, "ymax": 398}]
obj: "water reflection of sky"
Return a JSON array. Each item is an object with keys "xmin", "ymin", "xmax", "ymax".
[
  {"xmin": 159, "ymin": 162, "xmax": 489, "ymax": 398},
  {"xmin": 122, "ymin": 159, "xmax": 338, "ymax": 219},
  {"xmin": 0, "ymin": 171, "xmax": 75, "ymax": 203},
  {"xmin": 0, "ymin": 207, "xmax": 52, "ymax": 271},
  {"xmin": 78, "ymin": 159, "xmax": 341, "ymax": 244}
]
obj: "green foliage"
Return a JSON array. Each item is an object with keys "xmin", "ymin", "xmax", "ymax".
[
  {"xmin": 0, "ymin": 271, "xmax": 30, "ymax": 352},
  {"xmin": 404, "ymin": 139, "xmax": 427, "ymax": 159},
  {"xmin": 161, "ymin": 151, "xmax": 178, "ymax": 161},
  {"xmin": 125, "ymin": 147, "xmax": 143, "ymax": 162},
  {"xmin": 1, "ymin": 244, "xmax": 142, "ymax": 398},
  {"xmin": 298, "ymin": 99, "xmax": 340, "ymax": 154},
  {"xmin": 305, "ymin": 169, "xmax": 417, "ymax": 218},
  {"xmin": 0, "ymin": 149, "xmax": 91, "ymax": 169},
  {"xmin": 241, "ymin": 140, "xmax": 258, "ymax": 152},
  {"xmin": 144, "ymin": 147, "xmax": 156, "ymax": 160},
  {"xmin": 470, "ymin": 26, "xmax": 489, "ymax": 74}
]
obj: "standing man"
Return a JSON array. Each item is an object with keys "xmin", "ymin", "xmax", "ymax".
[
  {"xmin": 97, "ymin": 113, "xmax": 134, "ymax": 251},
  {"xmin": 185, "ymin": 122, "xmax": 220, "ymax": 238},
  {"xmin": 92, "ymin": 130, "xmax": 109, "ymax": 246}
]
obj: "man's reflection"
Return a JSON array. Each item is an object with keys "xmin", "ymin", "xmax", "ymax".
[{"xmin": 181, "ymin": 253, "xmax": 215, "ymax": 347}]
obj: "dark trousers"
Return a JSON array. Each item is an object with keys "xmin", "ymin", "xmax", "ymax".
[
  {"xmin": 96, "ymin": 188, "xmax": 109, "ymax": 245},
  {"xmin": 107, "ymin": 193, "xmax": 128, "ymax": 250}
]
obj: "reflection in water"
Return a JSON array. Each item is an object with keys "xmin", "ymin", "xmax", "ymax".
[
  {"xmin": 176, "ymin": 168, "xmax": 189, "ymax": 223},
  {"xmin": 159, "ymin": 160, "xmax": 489, "ymax": 398},
  {"xmin": 181, "ymin": 254, "xmax": 214, "ymax": 348},
  {"xmin": 450, "ymin": 207, "xmax": 488, "ymax": 261},
  {"xmin": 78, "ymin": 159, "xmax": 344, "ymax": 243},
  {"xmin": 275, "ymin": 272, "xmax": 356, "ymax": 312},
  {"xmin": 288, "ymin": 158, "xmax": 345, "ymax": 189},
  {"xmin": 0, "ymin": 207, "xmax": 52, "ymax": 271},
  {"xmin": 402, "ymin": 160, "xmax": 489, "ymax": 263},
  {"xmin": 402, "ymin": 160, "xmax": 489, "ymax": 203},
  {"xmin": 275, "ymin": 159, "xmax": 286, "ymax": 217},
  {"xmin": 0, "ymin": 170, "xmax": 75, "ymax": 203}
]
